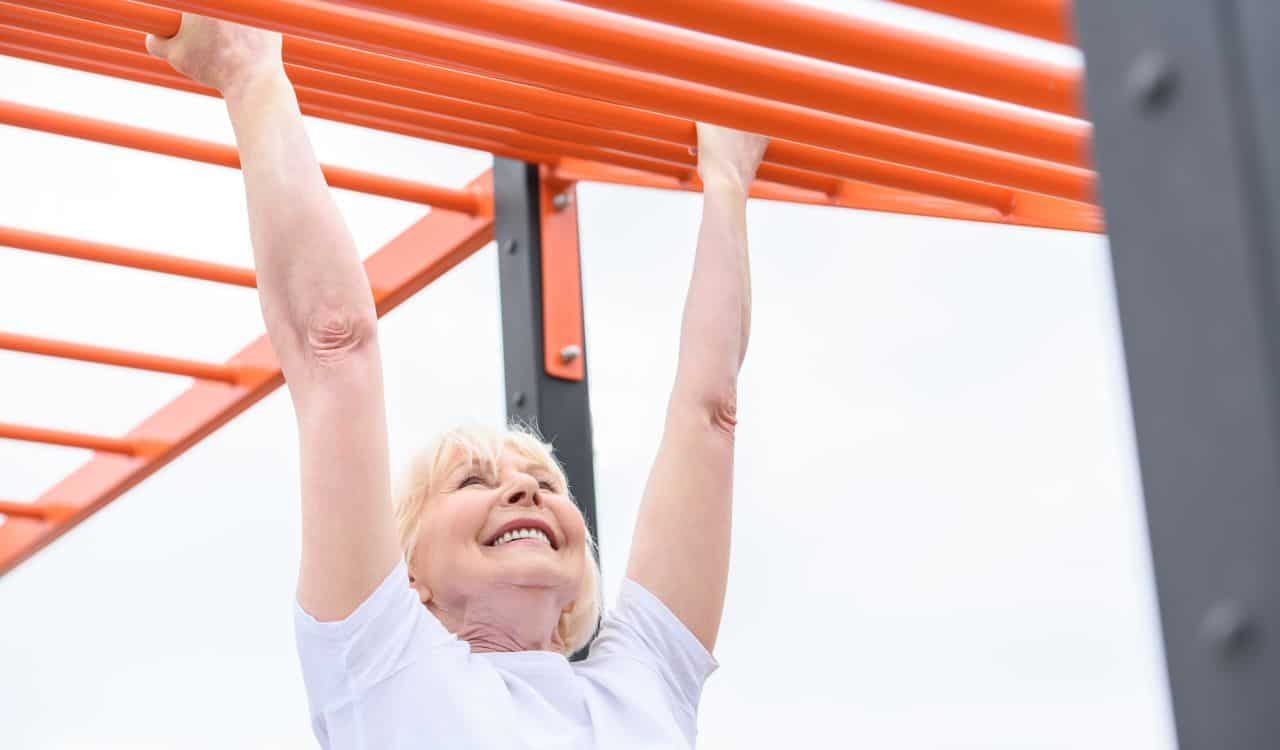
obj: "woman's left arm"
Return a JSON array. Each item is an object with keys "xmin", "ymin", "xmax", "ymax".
[{"xmin": 625, "ymin": 125, "xmax": 768, "ymax": 654}]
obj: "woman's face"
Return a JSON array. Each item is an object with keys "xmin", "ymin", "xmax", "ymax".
[{"xmin": 409, "ymin": 446, "xmax": 587, "ymax": 611}]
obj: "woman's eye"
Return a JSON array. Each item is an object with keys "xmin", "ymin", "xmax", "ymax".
[
  {"xmin": 459, "ymin": 475, "xmax": 487, "ymax": 488},
  {"xmin": 538, "ymin": 481, "xmax": 556, "ymax": 492}
]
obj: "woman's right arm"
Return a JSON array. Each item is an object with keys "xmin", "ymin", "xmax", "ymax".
[{"xmin": 147, "ymin": 16, "xmax": 399, "ymax": 621}]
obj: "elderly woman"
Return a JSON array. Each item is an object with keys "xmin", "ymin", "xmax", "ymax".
[{"xmin": 147, "ymin": 15, "xmax": 767, "ymax": 749}]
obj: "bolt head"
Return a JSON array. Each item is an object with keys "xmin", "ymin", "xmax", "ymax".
[
  {"xmin": 1128, "ymin": 50, "xmax": 1178, "ymax": 112},
  {"xmin": 511, "ymin": 391, "xmax": 526, "ymax": 409},
  {"xmin": 1200, "ymin": 600, "xmax": 1262, "ymax": 663},
  {"xmin": 503, "ymin": 238, "xmax": 518, "ymax": 255},
  {"xmin": 552, "ymin": 192, "xmax": 571, "ymax": 211},
  {"xmin": 559, "ymin": 344, "xmax": 581, "ymax": 363}
]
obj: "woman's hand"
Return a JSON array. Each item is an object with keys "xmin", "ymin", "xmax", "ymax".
[
  {"xmin": 145, "ymin": 14, "xmax": 283, "ymax": 98},
  {"xmin": 694, "ymin": 123, "xmax": 770, "ymax": 195}
]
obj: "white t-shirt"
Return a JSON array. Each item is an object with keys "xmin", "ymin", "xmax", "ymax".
[{"xmin": 294, "ymin": 560, "xmax": 719, "ymax": 749}]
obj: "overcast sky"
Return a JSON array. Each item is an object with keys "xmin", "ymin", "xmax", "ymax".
[{"xmin": 0, "ymin": 2, "xmax": 1177, "ymax": 748}]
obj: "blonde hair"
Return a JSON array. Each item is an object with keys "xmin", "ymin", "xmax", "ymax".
[{"xmin": 393, "ymin": 423, "xmax": 601, "ymax": 656}]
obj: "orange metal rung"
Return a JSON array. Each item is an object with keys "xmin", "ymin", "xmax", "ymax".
[
  {"xmin": 0, "ymin": 500, "xmax": 76, "ymax": 522},
  {"xmin": 0, "ymin": 421, "xmax": 162, "ymax": 456},
  {"xmin": 0, "ymin": 224, "xmax": 257, "ymax": 286},
  {"xmin": 891, "ymin": 0, "xmax": 1073, "ymax": 46},
  {"xmin": 42, "ymin": 0, "xmax": 1095, "ymax": 203},
  {"xmin": 0, "ymin": 96, "xmax": 483, "ymax": 213},
  {"xmin": 354, "ymin": 0, "xmax": 1089, "ymax": 168},
  {"xmin": 0, "ymin": 331, "xmax": 251, "ymax": 383},
  {"xmin": 0, "ymin": 16, "xmax": 1092, "ymax": 219},
  {"xmin": 564, "ymin": 0, "xmax": 1083, "ymax": 118}
]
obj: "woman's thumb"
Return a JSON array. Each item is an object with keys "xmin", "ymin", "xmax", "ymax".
[{"xmin": 144, "ymin": 33, "xmax": 170, "ymax": 59}]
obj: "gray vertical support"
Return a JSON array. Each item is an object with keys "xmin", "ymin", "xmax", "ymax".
[
  {"xmin": 492, "ymin": 158, "xmax": 600, "ymax": 656},
  {"xmin": 1075, "ymin": 1, "xmax": 1280, "ymax": 747}
]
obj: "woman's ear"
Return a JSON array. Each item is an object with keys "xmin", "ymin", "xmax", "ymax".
[{"xmin": 409, "ymin": 573, "xmax": 432, "ymax": 604}]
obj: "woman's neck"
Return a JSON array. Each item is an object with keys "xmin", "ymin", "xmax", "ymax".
[{"xmin": 429, "ymin": 585, "xmax": 566, "ymax": 653}]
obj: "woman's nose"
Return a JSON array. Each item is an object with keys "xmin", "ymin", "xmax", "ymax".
[{"xmin": 505, "ymin": 476, "xmax": 541, "ymax": 506}]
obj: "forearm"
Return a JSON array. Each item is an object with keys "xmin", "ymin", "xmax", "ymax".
[
  {"xmin": 671, "ymin": 180, "xmax": 752, "ymax": 411},
  {"xmin": 224, "ymin": 69, "xmax": 375, "ymax": 351}
]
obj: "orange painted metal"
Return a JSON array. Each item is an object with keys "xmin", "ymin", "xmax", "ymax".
[
  {"xmin": 0, "ymin": 224, "xmax": 257, "ymax": 286},
  {"xmin": 52, "ymin": 0, "xmax": 1095, "ymax": 202},
  {"xmin": 352, "ymin": 0, "xmax": 1089, "ymax": 167},
  {"xmin": 539, "ymin": 170, "xmax": 585, "ymax": 382},
  {"xmin": 0, "ymin": 331, "xmax": 253, "ymax": 383},
  {"xmin": 0, "ymin": 97, "xmax": 483, "ymax": 213},
  {"xmin": 0, "ymin": 421, "xmax": 161, "ymax": 456},
  {"xmin": 564, "ymin": 0, "xmax": 1083, "ymax": 117},
  {"xmin": 550, "ymin": 158, "xmax": 1104, "ymax": 235},
  {"xmin": 891, "ymin": 0, "xmax": 1073, "ymax": 45},
  {"xmin": 0, "ymin": 173, "xmax": 496, "ymax": 577},
  {"xmin": 17, "ymin": 0, "xmax": 1088, "ymax": 163},
  {"xmin": 0, "ymin": 22, "xmax": 697, "ymax": 181},
  {"xmin": 0, "ymin": 14, "xmax": 1093, "ymax": 216},
  {"xmin": 0, "ymin": 500, "xmax": 77, "ymax": 522}
]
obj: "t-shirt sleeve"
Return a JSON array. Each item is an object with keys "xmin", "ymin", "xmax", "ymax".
[
  {"xmin": 589, "ymin": 577, "xmax": 720, "ymax": 720},
  {"xmin": 293, "ymin": 559, "xmax": 466, "ymax": 745}
]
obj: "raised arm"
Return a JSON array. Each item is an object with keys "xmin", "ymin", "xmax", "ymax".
[
  {"xmin": 625, "ymin": 125, "xmax": 768, "ymax": 653},
  {"xmin": 147, "ymin": 16, "xmax": 399, "ymax": 621}
]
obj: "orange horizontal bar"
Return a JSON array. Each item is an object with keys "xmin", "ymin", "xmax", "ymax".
[
  {"xmin": 0, "ymin": 421, "xmax": 159, "ymax": 455},
  {"xmin": 0, "ymin": 172, "xmax": 496, "ymax": 577},
  {"xmin": 353, "ymin": 0, "xmax": 1088, "ymax": 166},
  {"xmin": 565, "ymin": 0, "xmax": 1083, "ymax": 117},
  {"xmin": 0, "ymin": 20, "xmax": 1054, "ymax": 215},
  {"xmin": 550, "ymin": 158, "xmax": 1103, "ymax": 235},
  {"xmin": 63, "ymin": 0, "xmax": 1093, "ymax": 202},
  {"xmin": 0, "ymin": 97, "xmax": 482, "ymax": 213},
  {"xmin": 0, "ymin": 224, "xmax": 257, "ymax": 286},
  {"xmin": 891, "ymin": 0, "xmax": 1073, "ymax": 46},
  {"xmin": 0, "ymin": 500, "xmax": 75, "ymax": 521},
  {"xmin": 0, "ymin": 331, "xmax": 247, "ymax": 382}
]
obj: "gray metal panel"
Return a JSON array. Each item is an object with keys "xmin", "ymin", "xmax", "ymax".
[
  {"xmin": 492, "ymin": 158, "xmax": 600, "ymax": 658},
  {"xmin": 1075, "ymin": 1, "xmax": 1280, "ymax": 746}
]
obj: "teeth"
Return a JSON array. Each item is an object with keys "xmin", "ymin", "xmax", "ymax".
[{"xmin": 492, "ymin": 527, "xmax": 551, "ymax": 547}]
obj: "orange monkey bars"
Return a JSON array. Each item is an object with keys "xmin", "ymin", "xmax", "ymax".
[{"xmin": 0, "ymin": 0, "xmax": 1104, "ymax": 576}]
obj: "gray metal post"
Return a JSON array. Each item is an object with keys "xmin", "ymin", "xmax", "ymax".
[
  {"xmin": 492, "ymin": 158, "xmax": 600, "ymax": 659},
  {"xmin": 1075, "ymin": 1, "xmax": 1280, "ymax": 746}
]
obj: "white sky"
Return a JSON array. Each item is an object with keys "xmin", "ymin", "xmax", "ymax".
[{"xmin": 0, "ymin": 2, "xmax": 1177, "ymax": 748}]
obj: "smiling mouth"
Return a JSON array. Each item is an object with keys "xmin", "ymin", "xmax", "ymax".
[{"xmin": 487, "ymin": 527, "xmax": 556, "ymax": 549}]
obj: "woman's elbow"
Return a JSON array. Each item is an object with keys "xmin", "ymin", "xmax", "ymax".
[{"xmin": 303, "ymin": 306, "xmax": 379, "ymax": 366}]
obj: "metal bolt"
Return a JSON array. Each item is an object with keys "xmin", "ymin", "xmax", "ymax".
[
  {"xmin": 1127, "ymin": 50, "xmax": 1178, "ymax": 112},
  {"xmin": 511, "ymin": 391, "xmax": 526, "ymax": 409},
  {"xmin": 559, "ymin": 344, "xmax": 581, "ymax": 364},
  {"xmin": 552, "ymin": 192, "xmax": 571, "ymax": 211},
  {"xmin": 503, "ymin": 238, "xmax": 518, "ymax": 255},
  {"xmin": 1200, "ymin": 601, "xmax": 1262, "ymax": 662}
]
